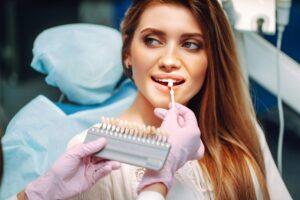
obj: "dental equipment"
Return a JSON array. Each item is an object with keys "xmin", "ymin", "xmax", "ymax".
[
  {"xmin": 221, "ymin": 0, "xmax": 293, "ymax": 174},
  {"xmin": 84, "ymin": 117, "xmax": 171, "ymax": 170},
  {"xmin": 276, "ymin": 0, "xmax": 292, "ymax": 175},
  {"xmin": 221, "ymin": 0, "xmax": 276, "ymax": 34},
  {"xmin": 168, "ymin": 80, "xmax": 175, "ymax": 108}
]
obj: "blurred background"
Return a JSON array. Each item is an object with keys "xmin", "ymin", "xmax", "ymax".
[{"xmin": 0, "ymin": 0, "xmax": 299, "ymax": 198}]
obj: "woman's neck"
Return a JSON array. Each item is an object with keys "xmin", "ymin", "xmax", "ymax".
[{"xmin": 119, "ymin": 92, "xmax": 162, "ymax": 127}]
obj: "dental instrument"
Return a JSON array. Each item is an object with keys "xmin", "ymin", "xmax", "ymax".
[
  {"xmin": 84, "ymin": 117, "xmax": 171, "ymax": 170},
  {"xmin": 168, "ymin": 80, "xmax": 175, "ymax": 108}
]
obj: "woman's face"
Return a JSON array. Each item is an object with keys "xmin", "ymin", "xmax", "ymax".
[{"xmin": 125, "ymin": 3, "xmax": 208, "ymax": 108}]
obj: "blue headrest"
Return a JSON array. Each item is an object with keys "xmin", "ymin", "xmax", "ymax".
[{"xmin": 31, "ymin": 24, "xmax": 124, "ymax": 105}]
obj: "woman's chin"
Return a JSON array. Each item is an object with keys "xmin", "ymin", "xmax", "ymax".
[
  {"xmin": 149, "ymin": 99, "xmax": 170, "ymax": 109},
  {"xmin": 148, "ymin": 96, "xmax": 189, "ymax": 109}
]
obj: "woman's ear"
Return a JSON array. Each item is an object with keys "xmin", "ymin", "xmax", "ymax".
[
  {"xmin": 124, "ymin": 55, "xmax": 133, "ymax": 78},
  {"xmin": 124, "ymin": 56, "xmax": 132, "ymax": 69},
  {"xmin": 122, "ymin": 34, "xmax": 128, "ymax": 43},
  {"xmin": 122, "ymin": 34, "xmax": 132, "ymax": 68}
]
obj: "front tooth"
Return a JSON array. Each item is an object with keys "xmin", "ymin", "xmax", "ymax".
[{"xmin": 160, "ymin": 79, "xmax": 175, "ymax": 83}]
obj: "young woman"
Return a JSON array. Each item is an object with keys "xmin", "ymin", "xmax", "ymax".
[{"xmin": 60, "ymin": 0, "xmax": 292, "ymax": 199}]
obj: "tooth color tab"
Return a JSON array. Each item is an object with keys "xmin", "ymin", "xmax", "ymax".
[{"xmin": 168, "ymin": 80, "xmax": 174, "ymax": 88}]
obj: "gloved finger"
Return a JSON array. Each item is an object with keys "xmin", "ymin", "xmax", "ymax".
[
  {"xmin": 192, "ymin": 141, "xmax": 205, "ymax": 160},
  {"xmin": 94, "ymin": 165, "xmax": 112, "ymax": 181},
  {"xmin": 88, "ymin": 164, "xmax": 113, "ymax": 185},
  {"xmin": 154, "ymin": 108, "xmax": 168, "ymax": 120},
  {"xmin": 103, "ymin": 160, "xmax": 121, "ymax": 170},
  {"xmin": 75, "ymin": 138, "xmax": 107, "ymax": 158},
  {"xmin": 93, "ymin": 164, "xmax": 113, "ymax": 180},
  {"xmin": 178, "ymin": 115, "xmax": 185, "ymax": 127},
  {"xmin": 90, "ymin": 156, "xmax": 107, "ymax": 163},
  {"xmin": 160, "ymin": 107, "xmax": 179, "ymax": 127},
  {"xmin": 173, "ymin": 103, "xmax": 197, "ymax": 127},
  {"xmin": 93, "ymin": 160, "xmax": 120, "ymax": 172}
]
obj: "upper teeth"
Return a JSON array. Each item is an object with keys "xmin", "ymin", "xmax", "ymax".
[{"xmin": 156, "ymin": 79, "xmax": 178, "ymax": 83}]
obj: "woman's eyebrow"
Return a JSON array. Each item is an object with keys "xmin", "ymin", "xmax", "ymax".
[
  {"xmin": 140, "ymin": 27, "xmax": 203, "ymax": 39},
  {"xmin": 181, "ymin": 33, "xmax": 203, "ymax": 39},
  {"xmin": 140, "ymin": 28, "xmax": 165, "ymax": 36}
]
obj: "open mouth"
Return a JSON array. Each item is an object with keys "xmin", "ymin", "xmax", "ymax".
[{"xmin": 151, "ymin": 75, "xmax": 186, "ymax": 87}]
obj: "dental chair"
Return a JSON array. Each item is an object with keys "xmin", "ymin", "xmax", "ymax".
[{"xmin": 0, "ymin": 24, "xmax": 137, "ymax": 199}]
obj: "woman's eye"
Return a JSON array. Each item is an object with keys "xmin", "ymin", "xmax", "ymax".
[
  {"xmin": 144, "ymin": 37, "xmax": 161, "ymax": 46},
  {"xmin": 183, "ymin": 41, "xmax": 202, "ymax": 51}
]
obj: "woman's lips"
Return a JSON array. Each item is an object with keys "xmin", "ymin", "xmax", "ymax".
[
  {"xmin": 151, "ymin": 74, "xmax": 186, "ymax": 87},
  {"xmin": 151, "ymin": 74, "xmax": 186, "ymax": 93}
]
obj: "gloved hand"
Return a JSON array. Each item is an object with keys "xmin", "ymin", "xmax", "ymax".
[
  {"xmin": 137, "ymin": 103, "xmax": 205, "ymax": 192},
  {"xmin": 25, "ymin": 138, "xmax": 120, "ymax": 200}
]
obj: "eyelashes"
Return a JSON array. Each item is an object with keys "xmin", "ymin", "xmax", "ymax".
[
  {"xmin": 143, "ymin": 37, "xmax": 161, "ymax": 46},
  {"xmin": 182, "ymin": 41, "xmax": 204, "ymax": 51},
  {"xmin": 142, "ymin": 35, "xmax": 204, "ymax": 51}
]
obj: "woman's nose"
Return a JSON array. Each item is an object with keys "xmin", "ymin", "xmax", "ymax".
[{"xmin": 158, "ymin": 50, "xmax": 182, "ymax": 72}]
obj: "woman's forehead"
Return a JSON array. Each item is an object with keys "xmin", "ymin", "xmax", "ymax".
[{"xmin": 136, "ymin": 3, "xmax": 203, "ymax": 35}]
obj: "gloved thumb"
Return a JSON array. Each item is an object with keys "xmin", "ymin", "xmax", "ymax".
[{"xmin": 76, "ymin": 138, "xmax": 107, "ymax": 158}]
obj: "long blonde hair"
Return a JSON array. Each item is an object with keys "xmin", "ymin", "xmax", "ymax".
[{"xmin": 121, "ymin": 0, "xmax": 270, "ymax": 199}]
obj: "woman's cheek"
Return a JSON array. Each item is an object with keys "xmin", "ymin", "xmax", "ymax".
[{"xmin": 179, "ymin": 84, "xmax": 199, "ymax": 104}]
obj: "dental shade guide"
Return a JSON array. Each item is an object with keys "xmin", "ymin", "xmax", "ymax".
[{"xmin": 84, "ymin": 117, "xmax": 171, "ymax": 170}]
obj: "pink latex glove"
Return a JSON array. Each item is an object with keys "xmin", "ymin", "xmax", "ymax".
[
  {"xmin": 25, "ymin": 138, "xmax": 120, "ymax": 200},
  {"xmin": 137, "ymin": 103, "xmax": 205, "ymax": 192}
]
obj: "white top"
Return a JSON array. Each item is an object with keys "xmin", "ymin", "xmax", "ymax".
[
  {"xmin": 136, "ymin": 191, "xmax": 165, "ymax": 200},
  {"xmin": 67, "ymin": 124, "xmax": 292, "ymax": 200}
]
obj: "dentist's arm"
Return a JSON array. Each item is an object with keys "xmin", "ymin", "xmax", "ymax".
[
  {"xmin": 137, "ymin": 103, "xmax": 205, "ymax": 199},
  {"xmin": 17, "ymin": 138, "xmax": 120, "ymax": 200}
]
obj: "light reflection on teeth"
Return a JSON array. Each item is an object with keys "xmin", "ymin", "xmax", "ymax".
[{"xmin": 158, "ymin": 79, "xmax": 178, "ymax": 83}]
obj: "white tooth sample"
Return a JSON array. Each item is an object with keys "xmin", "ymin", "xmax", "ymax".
[
  {"xmin": 161, "ymin": 79, "xmax": 174, "ymax": 83},
  {"xmin": 168, "ymin": 80, "xmax": 174, "ymax": 88},
  {"xmin": 168, "ymin": 80, "xmax": 175, "ymax": 108}
]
